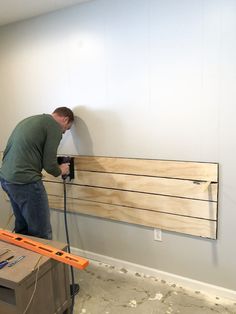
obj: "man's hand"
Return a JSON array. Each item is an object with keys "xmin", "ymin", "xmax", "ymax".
[{"xmin": 59, "ymin": 163, "xmax": 70, "ymax": 175}]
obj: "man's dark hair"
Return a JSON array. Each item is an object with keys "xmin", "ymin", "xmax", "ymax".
[{"xmin": 53, "ymin": 107, "xmax": 74, "ymax": 123}]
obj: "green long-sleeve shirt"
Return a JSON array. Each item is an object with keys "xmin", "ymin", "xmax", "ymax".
[{"xmin": 0, "ymin": 114, "xmax": 62, "ymax": 183}]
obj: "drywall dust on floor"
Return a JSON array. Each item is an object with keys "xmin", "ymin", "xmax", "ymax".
[{"xmin": 73, "ymin": 261, "xmax": 236, "ymax": 314}]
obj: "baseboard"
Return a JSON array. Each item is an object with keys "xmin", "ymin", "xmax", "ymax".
[{"xmin": 72, "ymin": 247, "xmax": 236, "ymax": 302}]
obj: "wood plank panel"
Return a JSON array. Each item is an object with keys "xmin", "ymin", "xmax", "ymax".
[
  {"xmin": 48, "ymin": 195, "xmax": 217, "ymax": 239},
  {"xmin": 44, "ymin": 182, "xmax": 217, "ymax": 220},
  {"xmin": 43, "ymin": 171, "xmax": 218, "ymax": 201},
  {"xmin": 74, "ymin": 156, "xmax": 218, "ymax": 182},
  {"xmin": 2, "ymin": 151, "xmax": 218, "ymax": 239}
]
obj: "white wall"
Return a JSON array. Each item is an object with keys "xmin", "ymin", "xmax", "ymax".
[{"xmin": 0, "ymin": 0, "xmax": 236, "ymax": 291}]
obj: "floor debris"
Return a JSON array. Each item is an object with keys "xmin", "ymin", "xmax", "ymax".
[{"xmin": 73, "ymin": 261, "xmax": 236, "ymax": 314}]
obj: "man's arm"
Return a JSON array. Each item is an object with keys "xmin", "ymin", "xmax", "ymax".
[{"xmin": 42, "ymin": 130, "xmax": 62, "ymax": 177}]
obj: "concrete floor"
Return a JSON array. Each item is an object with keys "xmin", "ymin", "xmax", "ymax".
[{"xmin": 73, "ymin": 262, "xmax": 236, "ymax": 314}]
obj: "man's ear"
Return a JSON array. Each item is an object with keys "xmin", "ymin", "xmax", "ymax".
[{"xmin": 63, "ymin": 116, "xmax": 69, "ymax": 124}]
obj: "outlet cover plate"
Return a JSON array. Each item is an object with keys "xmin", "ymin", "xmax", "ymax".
[{"xmin": 154, "ymin": 228, "xmax": 162, "ymax": 241}]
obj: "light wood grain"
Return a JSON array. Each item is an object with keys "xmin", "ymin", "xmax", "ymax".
[
  {"xmin": 48, "ymin": 195, "xmax": 217, "ymax": 239},
  {"xmin": 74, "ymin": 156, "xmax": 218, "ymax": 182},
  {"xmin": 43, "ymin": 170, "xmax": 218, "ymax": 201},
  {"xmin": 1, "ymin": 151, "xmax": 218, "ymax": 239},
  {"xmin": 44, "ymin": 181, "xmax": 217, "ymax": 220}
]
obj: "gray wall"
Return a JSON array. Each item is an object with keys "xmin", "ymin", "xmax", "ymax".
[{"xmin": 0, "ymin": 0, "xmax": 236, "ymax": 290}]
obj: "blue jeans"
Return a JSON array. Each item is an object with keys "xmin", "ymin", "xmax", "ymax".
[{"xmin": 1, "ymin": 179, "xmax": 52, "ymax": 239}]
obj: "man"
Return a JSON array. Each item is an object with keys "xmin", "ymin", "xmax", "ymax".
[{"xmin": 0, "ymin": 107, "xmax": 74, "ymax": 239}]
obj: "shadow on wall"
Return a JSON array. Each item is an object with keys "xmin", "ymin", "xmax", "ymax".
[
  {"xmin": 72, "ymin": 105, "xmax": 97, "ymax": 155},
  {"xmin": 72, "ymin": 115, "xmax": 94, "ymax": 155},
  {"xmin": 71, "ymin": 105, "xmax": 124, "ymax": 157}
]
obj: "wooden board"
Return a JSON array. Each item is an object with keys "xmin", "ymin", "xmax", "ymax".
[
  {"xmin": 0, "ymin": 151, "xmax": 218, "ymax": 239},
  {"xmin": 44, "ymin": 182, "xmax": 217, "ymax": 220},
  {"xmin": 48, "ymin": 195, "xmax": 217, "ymax": 239},
  {"xmin": 43, "ymin": 171, "xmax": 218, "ymax": 201},
  {"xmin": 43, "ymin": 155, "xmax": 218, "ymax": 239},
  {"xmin": 73, "ymin": 156, "xmax": 218, "ymax": 182}
]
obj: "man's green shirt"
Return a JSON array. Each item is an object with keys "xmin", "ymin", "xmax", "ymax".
[{"xmin": 0, "ymin": 114, "xmax": 62, "ymax": 183}]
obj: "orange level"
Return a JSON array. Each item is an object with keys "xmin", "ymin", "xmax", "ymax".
[{"xmin": 0, "ymin": 229, "xmax": 89, "ymax": 270}]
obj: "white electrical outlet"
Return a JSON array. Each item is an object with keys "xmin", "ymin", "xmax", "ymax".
[{"xmin": 154, "ymin": 228, "xmax": 162, "ymax": 241}]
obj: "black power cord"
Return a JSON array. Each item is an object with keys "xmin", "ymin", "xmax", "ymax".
[{"xmin": 63, "ymin": 178, "xmax": 76, "ymax": 314}]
